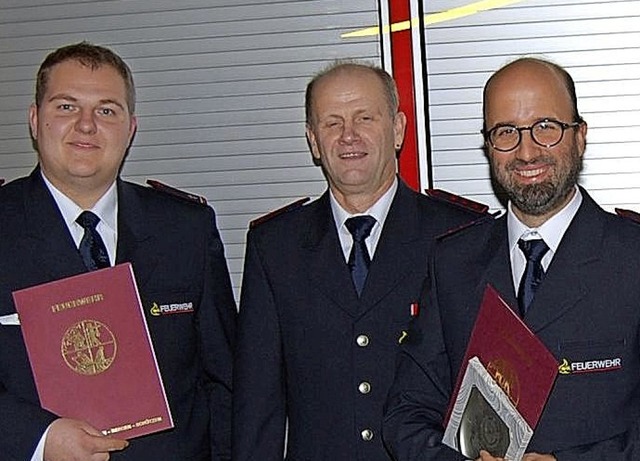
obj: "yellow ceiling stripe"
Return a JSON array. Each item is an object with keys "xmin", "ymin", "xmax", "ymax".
[{"xmin": 341, "ymin": 0, "xmax": 525, "ymax": 38}]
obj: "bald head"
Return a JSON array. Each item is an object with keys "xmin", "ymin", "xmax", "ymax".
[
  {"xmin": 305, "ymin": 62, "xmax": 399, "ymax": 125},
  {"xmin": 481, "ymin": 57, "xmax": 588, "ymax": 227},
  {"xmin": 483, "ymin": 58, "xmax": 582, "ymax": 132}
]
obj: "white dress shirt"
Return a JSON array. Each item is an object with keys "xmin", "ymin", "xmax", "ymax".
[
  {"xmin": 508, "ymin": 186, "xmax": 582, "ymax": 294},
  {"xmin": 330, "ymin": 178, "xmax": 398, "ymax": 262},
  {"xmin": 41, "ymin": 174, "xmax": 118, "ymax": 265}
]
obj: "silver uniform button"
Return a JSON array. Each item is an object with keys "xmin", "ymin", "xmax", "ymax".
[
  {"xmin": 361, "ymin": 428, "xmax": 374, "ymax": 441},
  {"xmin": 356, "ymin": 335, "xmax": 369, "ymax": 347},
  {"xmin": 358, "ymin": 381, "xmax": 371, "ymax": 394}
]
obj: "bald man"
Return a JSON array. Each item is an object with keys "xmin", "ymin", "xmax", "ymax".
[{"xmin": 383, "ymin": 58, "xmax": 640, "ymax": 461}]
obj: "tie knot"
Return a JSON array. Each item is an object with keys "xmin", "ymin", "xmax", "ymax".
[
  {"xmin": 76, "ymin": 211, "xmax": 101, "ymax": 230},
  {"xmin": 518, "ymin": 238, "xmax": 549, "ymax": 262},
  {"xmin": 345, "ymin": 215, "xmax": 376, "ymax": 242}
]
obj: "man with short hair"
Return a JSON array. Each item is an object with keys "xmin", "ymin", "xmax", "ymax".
[
  {"xmin": 383, "ymin": 57, "xmax": 640, "ymax": 460},
  {"xmin": 233, "ymin": 61, "xmax": 486, "ymax": 461},
  {"xmin": 0, "ymin": 42, "xmax": 236, "ymax": 461}
]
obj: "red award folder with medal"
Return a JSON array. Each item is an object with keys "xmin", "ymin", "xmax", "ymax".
[
  {"xmin": 13, "ymin": 263, "xmax": 173, "ymax": 439},
  {"xmin": 442, "ymin": 284, "xmax": 558, "ymax": 459}
]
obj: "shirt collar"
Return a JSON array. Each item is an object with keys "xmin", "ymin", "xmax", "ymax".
[
  {"xmin": 508, "ymin": 185, "xmax": 582, "ymax": 254},
  {"xmin": 329, "ymin": 177, "xmax": 398, "ymax": 229},
  {"xmin": 41, "ymin": 172, "xmax": 118, "ymax": 233}
]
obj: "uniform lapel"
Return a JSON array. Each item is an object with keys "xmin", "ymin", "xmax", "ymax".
[
  {"xmin": 115, "ymin": 181, "xmax": 158, "ymax": 287},
  {"xmin": 24, "ymin": 169, "xmax": 88, "ymax": 280},
  {"xmin": 525, "ymin": 191, "xmax": 600, "ymax": 332},
  {"xmin": 477, "ymin": 217, "xmax": 520, "ymax": 316},
  {"xmin": 303, "ymin": 193, "xmax": 361, "ymax": 317},
  {"xmin": 358, "ymin": 182, "xmax": 421, "ymax": 315}
]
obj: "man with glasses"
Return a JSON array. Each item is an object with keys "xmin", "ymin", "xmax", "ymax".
[
  {"xmin": 383, "ymin": 57, "xmax": 640, "ymax": 460},
  {"xmin": 485, "ymin": 118, "xmax": 583, "ymax": 154}
]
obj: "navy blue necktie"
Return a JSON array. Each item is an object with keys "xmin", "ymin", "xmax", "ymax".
[
  {"xmin": 346, "ymin": 215, "xmax": 376, "ymax": 297},
  {"xmin": 76, "ymin": 211, "xmax": 111, "ymax": 271},
  {"xmin": 517, "ymin": 238, "xmax": 549, "ymax": 317}
]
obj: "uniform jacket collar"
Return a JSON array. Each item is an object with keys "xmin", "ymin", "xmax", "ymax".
[
  {"xmin": 302, "ymin": 180, "xmax": 424, "ymax": 318},
  {"xmin": 22, "ymin": 168, "xmax": 87, "ymax": 280},
  {"xmin": 22, "ymin": 168, "xmax": 158, "ymax": 286},
  {"xmin": 481, "ymin": 187, "xmax": 604, "ymax": 333}
]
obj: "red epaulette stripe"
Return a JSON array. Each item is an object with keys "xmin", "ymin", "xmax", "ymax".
[
  {"xmin": 249, "ymin": 197, "xmax": 310, "ymax": 229},
  {"xmin": 425, "ymin": 189, "xmax": 489, "ymax": 215},
  {"xmin": 146, "ymin": 179, "xmax": 208, "ymax": 205}
]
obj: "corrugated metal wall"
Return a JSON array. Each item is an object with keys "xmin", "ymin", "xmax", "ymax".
[
  {"xmin": 422, "ymin": 0, "xmax": 640, "ymax": 211},
  {"xmin": 5, "ymin": 0, "xmax": 638, "ymax": 295},
  {"xmin": 0, "ymin": 0, "xmax": 381, "ymax": 298}
]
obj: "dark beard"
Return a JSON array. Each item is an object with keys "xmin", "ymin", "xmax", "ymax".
[{"xmin": 497, "ymin": 147, "xmax": 582, "ymax": 217}]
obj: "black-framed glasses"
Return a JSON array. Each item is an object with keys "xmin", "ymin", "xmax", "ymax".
[{"xmin": 482, "ymin": 118, "xmax": 583, "ymax": 152}]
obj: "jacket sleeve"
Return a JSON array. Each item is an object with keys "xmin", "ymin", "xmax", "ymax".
[
  {"xmin": 232, "ymin": 231, "xmax": 287, "ymax": 461},
  {"xmin": 0, "ymin": 390, "xmax": 56, "ymax": 461},
  {"xmin": 551, "ymin": 427, "xmax": 640, "ymax": 460},
  {"xmin": 199, "ymin": 206, "xmax": 237, "ymax": 461}
]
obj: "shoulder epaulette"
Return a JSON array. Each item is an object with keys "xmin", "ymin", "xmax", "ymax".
[
  {"xmin": 615, "ymin": 207, "xmax": 640, "ymax": 225},
  {"xmin": 424, "ymin": 188, "xmax": 489, "ymax": 215},
  {"xmin": 436, "ymin": 213, "xmax": 496, "ymax": 241},
  {"xmin": 249, "ymin": 197, "xmax": 310, "ymax": 229},
  {"xmin": 146, "ymin": 179, "xmax": 207, "ymax": 205}
]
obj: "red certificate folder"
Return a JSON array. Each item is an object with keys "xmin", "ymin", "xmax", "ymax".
[
  {"xmin": 442, "ymin": 285, "xmax": 558, "ymax": 458},
  {"xmin": 13, "ymin": 263, "xmax": 174, "ymax": 439},
  {"xmin": 447, "ymin": 284, "xmax": 558, "ymax": 428}
]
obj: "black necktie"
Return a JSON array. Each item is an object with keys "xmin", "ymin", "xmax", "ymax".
[
  {"xmin": 76, "ymin": 211, "xmax": 111, "ymax": 271},
  {"xmin": 345, "ymin": 215, "xmax": 376, "ymax": 297},
  {"xmin": 517, "ymin": 238, "xmax": 549, "ymax": 317}
]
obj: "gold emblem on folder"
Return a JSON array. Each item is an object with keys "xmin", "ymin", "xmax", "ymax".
[
  {"xmin": 486, "ymin": 358, "xmax": 521, "ymax": 406},
  {"xmin": 61, "ymin": 320, "xmax": 117, "ymax": 375}
]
